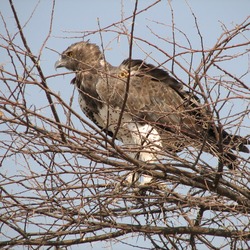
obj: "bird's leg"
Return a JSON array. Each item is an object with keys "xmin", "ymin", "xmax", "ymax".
[
  {"xmin": 126, "ymin": 172, "xmax": 140, "ymax": 185},
  {"xmin": 127, "ymin": 122, "xmax": 163, "ymax": 185},
  {"xmin": 126, "ymin": 150, "xmax": 143, "ymax": 186}
]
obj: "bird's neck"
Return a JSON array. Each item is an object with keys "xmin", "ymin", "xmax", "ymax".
[{"xmin": 76, "ymin": 59, "xmax": 112, "ymax": 75}]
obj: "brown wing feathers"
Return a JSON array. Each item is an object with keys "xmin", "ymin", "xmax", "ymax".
[{"xmin": 55, "ymin": 42, "xmax": 249, "ymax": 169}]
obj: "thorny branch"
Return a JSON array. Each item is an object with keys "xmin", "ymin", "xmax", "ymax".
[{"xmin": 0, "ymin": 1, "xmax": 249, "ymax": 249}]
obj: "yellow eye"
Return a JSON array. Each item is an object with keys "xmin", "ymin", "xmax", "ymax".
[
  {"xmin": 119, "ymin": 70, "xmax": 129, "ymax": 78},
  {"xmin": 66, "ymin": 51, "xmax": 73, "ymax": 57}
]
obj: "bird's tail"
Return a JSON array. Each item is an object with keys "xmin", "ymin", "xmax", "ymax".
[
  {"xmin": 221, "ymin": 130, "xmax": 249, "ymax": 153},
  {"xmin": 210, "ymin": 129, "xmax": 249, "ymax": 169}
]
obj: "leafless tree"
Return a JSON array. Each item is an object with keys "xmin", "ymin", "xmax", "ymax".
[{"xmin": 0, "ymin": 0, "xmax": 249, "ymax": 249}]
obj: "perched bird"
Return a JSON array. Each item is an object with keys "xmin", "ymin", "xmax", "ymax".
[{"xmin": 55, "ymin": 41, "xmax": 249, "ymax": 183}]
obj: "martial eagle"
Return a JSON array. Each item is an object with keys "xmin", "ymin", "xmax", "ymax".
[{"xmin": 55, "ymin": 41, "xmax": 249, "ymax": 183}]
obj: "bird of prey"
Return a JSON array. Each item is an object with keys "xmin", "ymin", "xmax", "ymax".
[{"xmin": 55, "ymin": 41, "xmax": 249, "ymax": 184}]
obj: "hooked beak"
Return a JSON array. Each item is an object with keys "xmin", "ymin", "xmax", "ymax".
[{"xmin": 54, "ymin": 56, "xmax": 64, "ymax": 70}]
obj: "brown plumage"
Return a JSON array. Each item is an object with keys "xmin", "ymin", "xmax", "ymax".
[{"xmin": 55, "ymin": 41, "xmax": 249, "ymax": 177}]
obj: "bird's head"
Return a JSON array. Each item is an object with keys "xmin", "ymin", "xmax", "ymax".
[{"xmin": 55, "ymin": 41, "xmax": 103, "ymax": 72}]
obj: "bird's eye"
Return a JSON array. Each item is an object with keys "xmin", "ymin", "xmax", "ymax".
[
  {"xmin": 66, "ymin": 51, "xmax": 73, "ymax": 57},
  {"xmin": 119, "ymin": 70, "xmax": 129, "ymax": 78}
]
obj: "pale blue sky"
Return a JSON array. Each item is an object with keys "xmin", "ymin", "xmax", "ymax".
[
  {"xmin": 1, "ymin": 1, "xmax": 249, "ymax": 249},
  {"xmin": 2, "ymin": 0, "xmax": 249, "ymax": 106},
  {"xmin": 2, "ymin": 0, "xmax": 249, "ymax": 137}
]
